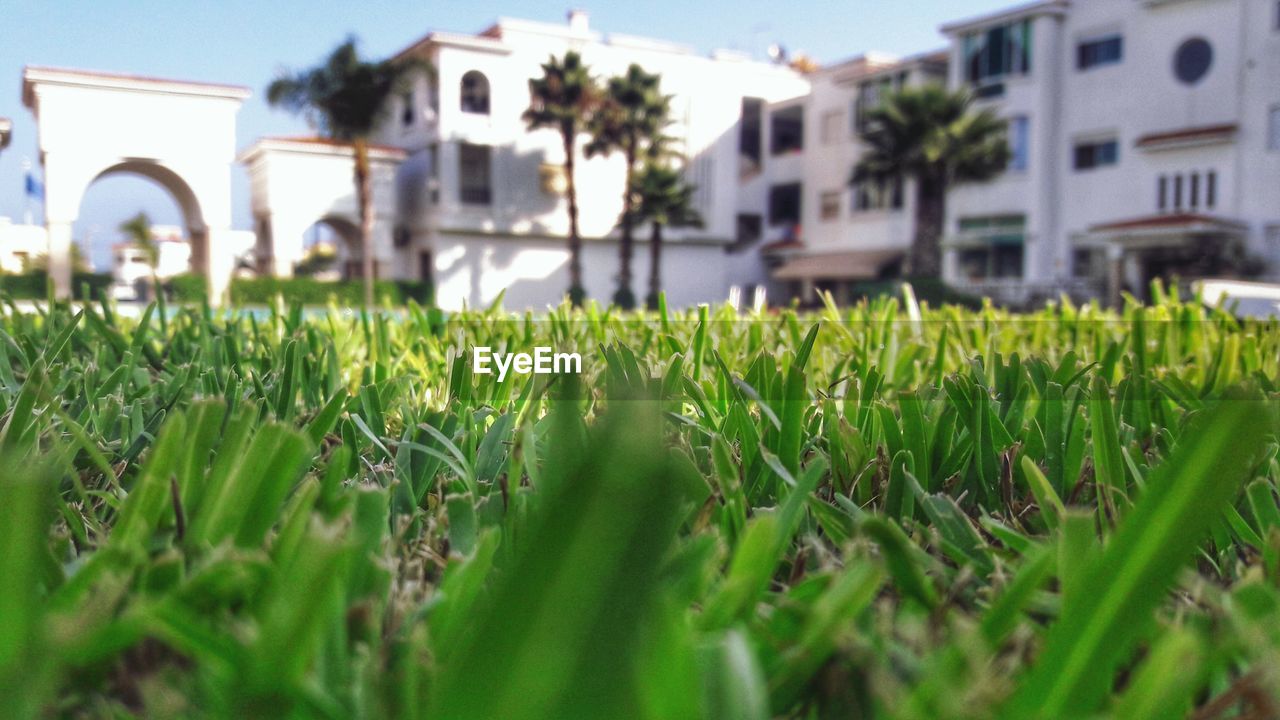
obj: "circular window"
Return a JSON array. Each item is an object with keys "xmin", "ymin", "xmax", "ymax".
[{"xmin": 1174, "ymin": 38, "xmax": 1213, "ymax": 85}]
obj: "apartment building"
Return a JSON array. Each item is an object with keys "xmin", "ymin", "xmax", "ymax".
[
  {"xmin": 759, "ymin": 0, "xmax": 1280, "ymax": 305},
  {"xmin": 375, "ymin": 11, "xmax": 808, "ymax": 310},
  {"xmin": 759, "ymin": 51, "xmax": 947, "ymax": 301}
]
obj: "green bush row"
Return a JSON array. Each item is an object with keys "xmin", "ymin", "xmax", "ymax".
[
  {"xmin": 0, "ymin": 272, "xmax": 114, "ymax": 301},
  {"xmin": 228, "ymin": 276, "xmax": 433, "ymax": 306},
  {"xmin": 0, "ymin": 272, "xmax": 433, "ymax": 307}
]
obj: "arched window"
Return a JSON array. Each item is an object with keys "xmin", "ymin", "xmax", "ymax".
[{"xmin": 460, "ymin": 71, "xmax": 490, "ymax": 115}]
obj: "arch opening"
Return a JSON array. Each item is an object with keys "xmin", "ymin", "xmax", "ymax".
[
  {"xmin": 294, "ymin": 216, "xmax": 363, "ymax": 281},
  {"xmin": 461, "ymin": 71, "xmax": 491, "ymax": 115},
  {"xmin": 77, "ymin": 161, "xmax": 207, "ymax": 301}
]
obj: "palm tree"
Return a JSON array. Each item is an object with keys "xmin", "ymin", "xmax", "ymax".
[
  {"xmin": 852, "ymin": 86, "xmax": 1010, "ymax": 278},
  {"xmin": 120, "ymin": 211, "xmax": 159, "ymax": 301},
  {"xmin": 632, "ymin": 162, "xmax": 702, "ymax": 310},
  {"xmin": 587, "ymin": 65, "xmax": 670, "ymax": 309},
  {"xmin": 266, "ymin": 38, "xmax": 424, "ymax": 308},
  {"xmin": 523, "ymin": 52, "xmax": 600, "ymax": 306}
]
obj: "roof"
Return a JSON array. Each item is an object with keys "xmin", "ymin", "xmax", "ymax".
[
  {"xmin": 772, "ymin": 249, "xmax": 904, "ymax": 281},
  {"xmin": 1135, "ymin": 123, "xmax": 1238, "ymax": 150},
  {"xmin": 940, "ymin": 0, "xmax": 1069, "ymax": 35},
  {"xmin": 237, "ymin": 136, "xmax": 408, "ymax": 164},
  {"xmin": 1088, "ymin": 213, "xmax": 1248, "ymax": 234},
  {"xmin": 23, "ymin": 66, "xmax": 250, "ymax": 108}
]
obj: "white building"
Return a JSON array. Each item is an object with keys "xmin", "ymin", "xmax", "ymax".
[
  {"xmin": 758, "ymin": 51, "xmax": 948, "ymax": 301},
  {"xmin": 371, "ymin": 11, "xmax": 809, "ymax": 310},
  {"xmin": 0, "ymin": 217, "xmax": 47, "ymax": 273},
  {"xmin": 759, "ymin": 0, "xmax": 1280, "ymax": 305},
  {"xmin": 111, "ymin": 225, "xmax": 189, "ymax": 287},
  {"xmin": 941, "ymin": 0, "xmax": 1280, "ymax": 304}
]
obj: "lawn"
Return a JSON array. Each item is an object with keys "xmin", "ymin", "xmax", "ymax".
[{"xmin": 1, "ymin": 290, "xmax": 1279, "ymax": 719}]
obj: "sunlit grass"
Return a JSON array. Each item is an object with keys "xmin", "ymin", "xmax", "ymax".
[{"xmin": 0, "ymin": 288, "xmax": 1278, "ymax": 718}]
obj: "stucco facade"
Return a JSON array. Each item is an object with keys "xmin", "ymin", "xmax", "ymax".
[{"xmin": 372, "ymin": 12, "xmax": 810, "ymax": 311}]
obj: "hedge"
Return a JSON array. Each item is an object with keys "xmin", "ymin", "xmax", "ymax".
[
  {"xmin": 229, "ymin": 277, "xmax": 433, "ymax": 306},
  {"xmin": 0, "ymin": 272, "xmax": 114, "ymax": 301}
]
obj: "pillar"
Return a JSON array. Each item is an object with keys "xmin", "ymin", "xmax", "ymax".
[
  {"xmin": 47, "ymin": 221, "xmax": 74, "ymax": 300},
  {"xmin": 204, "ymin": 228, "xmax": 237, "ymax": 306},
  {"xmin": 1106, "ymin": 244, "xmax": 1125, "ymax": 309}
]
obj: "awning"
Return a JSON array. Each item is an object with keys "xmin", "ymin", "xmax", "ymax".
[
  {"xmin": 1135, "ymin": 123, "xmax": 1237, "ymax": 152},
  {"xmin": 1081, "ymin": 213, "xmax": 1247, "ymax": 249},
  {"xmin": 772, "ymin": 249, "xmax": 903, "ymax": 281}
]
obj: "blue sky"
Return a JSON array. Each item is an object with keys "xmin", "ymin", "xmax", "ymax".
[{"xmin": 0, "ymin": 0, "xmax": 1010, "ymax": 269}]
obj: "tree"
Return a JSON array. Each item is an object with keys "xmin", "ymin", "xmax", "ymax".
[
  {"xmin": 120, "ymin": 211, "xmax": 159, "ymax": 301},
  {"xmin": 523, "ymin": 52, "xmax": 600, "ymax": 306},
  {"xmin": 632, "ymin": 162, "xmax": 702, "ymax": 310},
  {"xmin": 266, "ymin": 38, "xmax": 424, "ymax": 309},
  {"xmin": 587, "ymin": 65, "xmax": 670, "ymax": 309},
  {"xmin": 852, "ymin": 86, "xmax": 1010, "ymax": 278}
]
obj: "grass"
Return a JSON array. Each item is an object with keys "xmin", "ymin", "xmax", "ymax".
[{"xmin": 0, "ymin": 287, "xmax": 1278, "ymax": 719}]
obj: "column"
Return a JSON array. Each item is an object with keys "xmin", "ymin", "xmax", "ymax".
[
  {"xmin": 205, "ymin": 228, "xmax": 236, "ymax": 306},
  {"xmin": 1106, "ymin": 244, "xmax": 1125, "ymax": 309},
  {"xmin": 47, "ymin": 221, "xmax": 74, "ymax": 300}
]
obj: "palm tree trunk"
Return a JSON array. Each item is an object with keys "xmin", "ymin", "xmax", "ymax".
[
  {"xmin": 617, "ymin": 145, "xmax": 636, "ymax": 309},
  {"xmin": 563, "ymin": 129, "xmax": 584, "ymax": 305},
  {"xmin": 354, "ymin": 139, "xmax": 375, "ymax": 309},
  {"xmin": 646, "ymin": 221, "xmax": 662, "ymax": 310},
  {"xmin": 911, "ymin": 175, "xmax": 946, "ymax": 279}
]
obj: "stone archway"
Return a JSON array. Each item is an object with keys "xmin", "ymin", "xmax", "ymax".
[
  {"xmin": 239, "ymin": 137, "xmax": 404, "ymax": 279},
  {"xmin": 22, "ymin": 66, "xmax": 249, "ymax": 303}
]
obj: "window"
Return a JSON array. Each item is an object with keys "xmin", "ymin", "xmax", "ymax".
[
  {"xmin": 1074, "ymin": 138, "xmax": 1119, "ymax": 170},
  {"xmin": 739, "ymin": 98, "xmax": 764, "ymax": 175},
  {"xmin": 956, "ymin": 215, "xmax": 1026, "ymax": 280},
  {"xmin": 428, "ymin": 143, "xmax": 440, "ymax": 204},
  {"xmin": 1077, "ymin": 35, "xmax": 1123, "ymax": 70},
  {"xmin": 1174, "ymin": 38, "xmax": 1213, "ymax": 86},
  {"xmin": 1072, "ymin": 248, "xmax": 1101, "ymax": 279},
  {"xmin": 1010, "ymin": 116, "xmax": 1030, "ymax": 171},
  {"xmin": 459, "ymin": 143, "xmax": 492, "ymax": 205},
  {"xmin": 821, "ymin": 109, "xmax": 844, "ymax": 145},
  {"xmin": 1206, "ymin": 171, "xmax": 1217, "ymax": 208},
  {"xmin": 1269, "ymin": 106, "xmax": 1280, "ymax": 151},
  {"xmin": 820, "ymin": 191, "xmax": 840, "ymax": 221},
  {"xmin": 852, "ymin": 176, "xmax": 904, "ymax": 212},
  {"xmin": 1174, "ymin": 174, "xmax": 1184, "ymax": 209},
  {"xmin": 419, "ymin": 250, "xmax": 433, "ymax": 282},
  {"xmin": 1158, "ymin": 175, "xmax": 1168, "ymax": 211},
  {"xmin": 1190, "ymin": 172, "xmax": 1201, "ymax": 209},
  {"xmin": 963, "ymin": 19, "xmax": 1033, "ymax": 86},
  {"xmin": 770, "ymin": 106, "xmax": 804, "ymax": 155},
  {"xmin": 401, "ymin": 91, "xmax": 415, "ymax": 126},
  {"xmin": 735, "ymin": 214, "xmax": 763, "ymax": 246},
  {"xmin": 460, "ymin": 71, "xmax": 490, "ymax": 114},
  {"xmin": 768, "ymin": 183, "xmax": 802, "ymax": 227},
  {"xmin": 854, "ymin": 75, "xmax": 900, "ymax": 135}
]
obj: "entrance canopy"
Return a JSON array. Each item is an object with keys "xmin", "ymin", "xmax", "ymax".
[
  {"xmin": 772, "ymin": 248, "xmax": 903, "ymax": 281},
  {"xmin": 1078, "ymin": 212, "xmax": 1249, "ymax": 304},
  {"xmin": 1081, "ymin": 212, "xmax": 1247, "ymax": 250}
]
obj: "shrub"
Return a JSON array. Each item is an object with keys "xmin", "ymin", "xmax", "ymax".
[
  {"xmin": 0, "ymin": 272, "xmax": 113, "ymax": 301},
  {"xmin": 165, "ymin": 273, "xmax": 209, "ymax": 303},
  {"xmin": 229, "ymin": 277, "xmax": 432, "ymax": 306}
]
